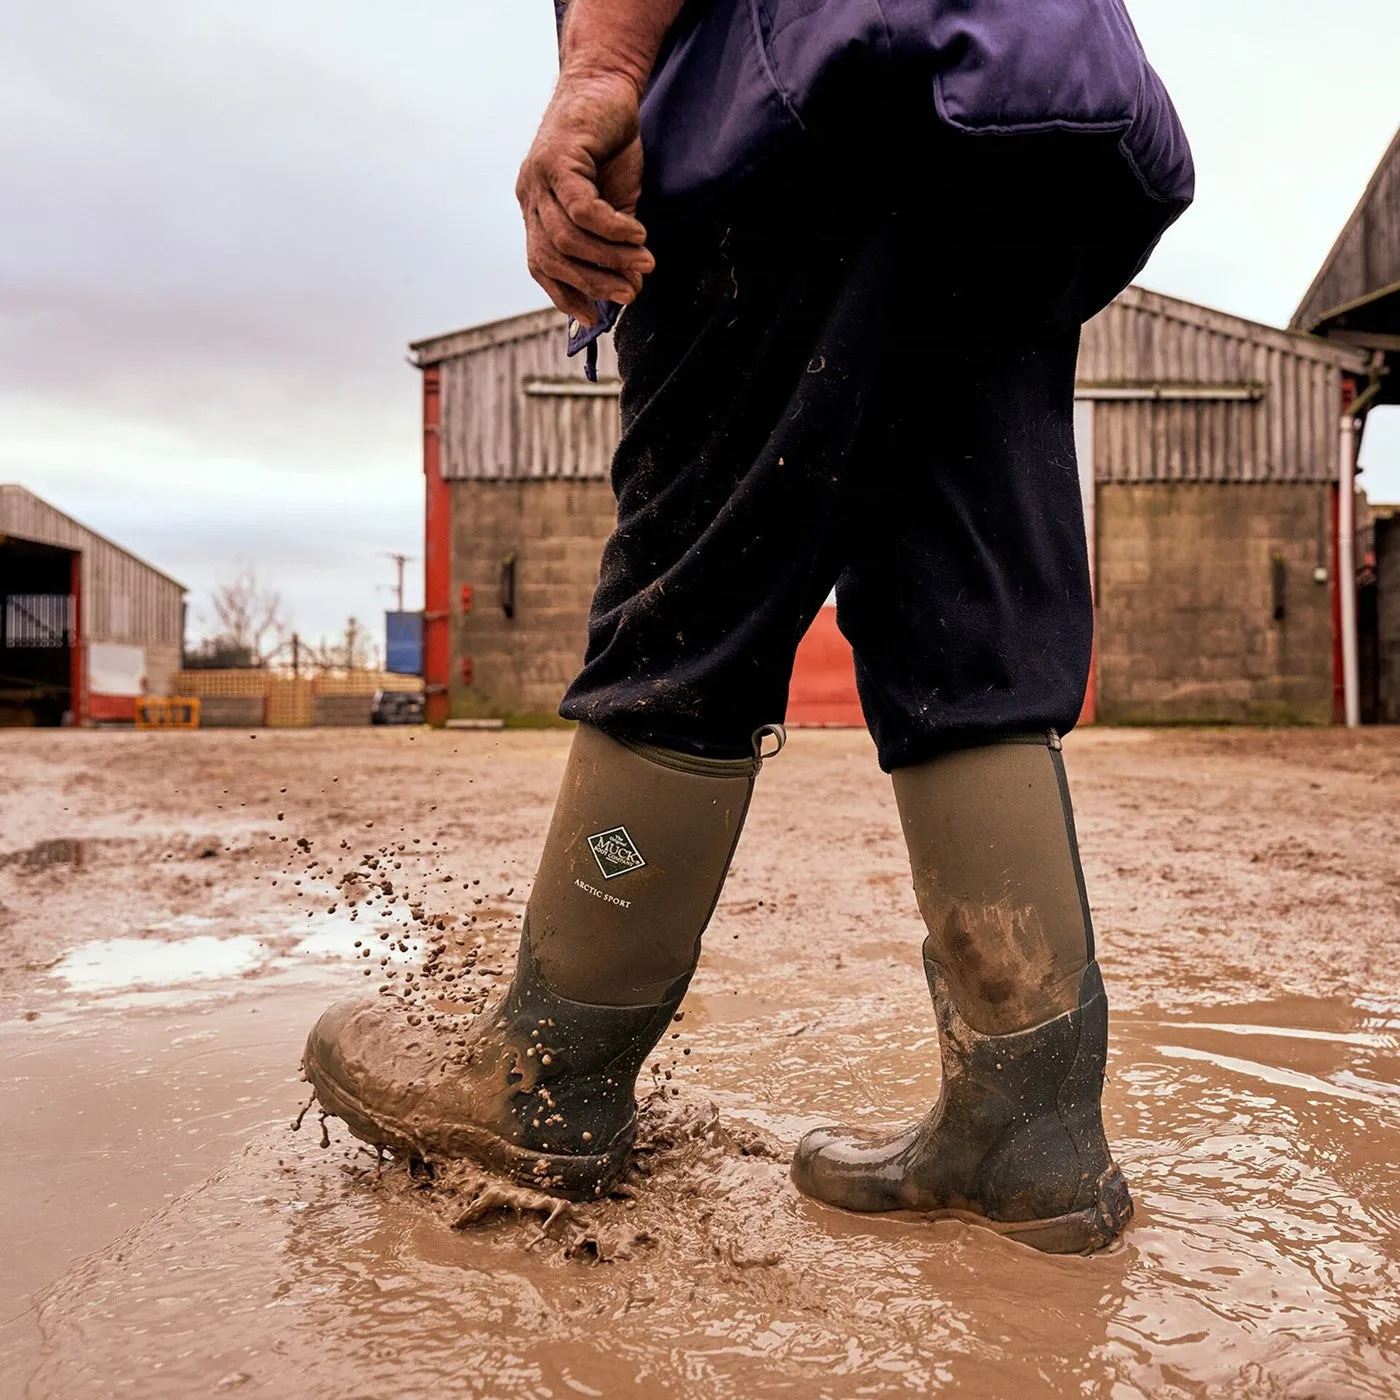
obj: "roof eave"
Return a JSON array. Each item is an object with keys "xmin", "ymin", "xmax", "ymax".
[
  {"xmin": 0, "ymin": 485, "xmax": 188, "ymax": 592},
  {"xmin": 1292, "ymin": 123, "xmax": 1400, "ymax": 332},
  {"xmin": 409, "ymin": 307, "xmax": 561, "ymax": 367}
]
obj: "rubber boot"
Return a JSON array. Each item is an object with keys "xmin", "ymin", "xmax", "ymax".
[
  {"xmin": 790, "ymin": 734, "xmax": 1133, "ymax": 1254},
  {"xmin": 303, "ymin": 722, "xmax": 779, "ymax": 1199}
]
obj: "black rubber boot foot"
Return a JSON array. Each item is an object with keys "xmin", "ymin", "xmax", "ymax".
[
  {"xmin": 791, "ymin": 960, "xmax": 1132, "ymax": 1255},
  {"xmin": 304, "ymin": 1040, "xmax": 633, "ymax": 1200},
  {"xmin": 301, "ymin": 932, "xmax": 688, "ymax": 1202}
]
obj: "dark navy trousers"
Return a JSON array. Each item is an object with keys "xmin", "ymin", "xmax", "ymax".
[{"xmin": 561, "ymin": 120, "xmax": 1153, "ymax": 772}]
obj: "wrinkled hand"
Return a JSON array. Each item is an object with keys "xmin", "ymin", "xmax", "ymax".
[{"xmin": 516, "ymin": 73, "xmax": 656, "ymax": 327}]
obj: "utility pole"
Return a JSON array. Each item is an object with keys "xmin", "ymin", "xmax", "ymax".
[
  {"xmin": 291, "ymin": 632, "xmax": 301, "ymax": 676},
  {"xmin": 383, "ymin": 553, "xmax": 415, "ymax": 613}
]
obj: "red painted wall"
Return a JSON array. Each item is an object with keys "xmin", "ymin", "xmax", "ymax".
[
  {"xmin": 88, "ymin": 694, "xmax": 137, "ymax": 723},
  {"xmin": 787, "ymin": 608, "xmax": 864, "ymax": 727},
  {"xmin": 422, "ymin": 367, "xmax": 451, "ymax": 726},
  {"xmin": 1079, "ymin": 631, "xmax": 1098, "ymax": 727},
  {"xmin": 787, "ymin": 606, "xmax": 1098, "ymax": 731}
]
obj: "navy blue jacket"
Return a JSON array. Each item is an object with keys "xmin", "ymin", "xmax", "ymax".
[
  {"xmin": 642, "ymin": 0, "xmax": 1191, "ymax": 205},
  {"xmin": 557, "ymin": 0, "xmax": 1194, "ymax": 360}
]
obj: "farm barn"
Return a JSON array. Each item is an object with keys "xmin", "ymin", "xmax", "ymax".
[
  {"xmin": 0, "ymin": 486, "xmax": 184, "ymax": 726},
  {"xmin": 410, "ymin": 288, "xmax": 1369, "ymax": 730}
]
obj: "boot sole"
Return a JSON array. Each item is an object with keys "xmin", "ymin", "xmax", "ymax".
[
  {"xmin": 921, "ymin": 1163, "xmax": 1134, "ymax": 1255},
  {"xmin": 304, "ymin": 1056, "xmax": 634, "ymax": 1202},
  {"xmin": 801, "ymin": 1165, "xmax": 1134, "ymax": 1256}
]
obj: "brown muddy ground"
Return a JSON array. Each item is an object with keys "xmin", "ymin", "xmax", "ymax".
[{"xmin": 1, "ymin": 725, "xmax": 1398, "ymax": 1399}]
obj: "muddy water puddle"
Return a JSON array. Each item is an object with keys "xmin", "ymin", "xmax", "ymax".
[
  {"xmin": 4, "ymin": 963, "xmax": 1398, "ymax": 1399},
  {"xmin": 4, "ymin": 730, "xmax": 1400, "ymax": 1396}
]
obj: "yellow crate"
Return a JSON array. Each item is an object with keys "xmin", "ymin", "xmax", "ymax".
[{"xmin": 135, "ymin": 696, "xmax": 201, "ymax": 730}]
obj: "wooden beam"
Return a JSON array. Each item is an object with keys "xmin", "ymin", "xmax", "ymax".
[
  {"xmin": 522, "ymin": 377, "xmax": 622, "ymax": 397},
  {"xmin": 1074, "ymin": 383, "xmax": 1266, "ymax": 402},
  {"xmin": 1320, "ymin": 328, "xmax": 1400, "ymax": 354}
]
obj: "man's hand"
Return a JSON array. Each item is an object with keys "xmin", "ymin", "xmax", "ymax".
[
  {"xmin": 518, "ymin": 0, "xmax": 685, "ymax": 325},
  {"xmin": 516, "ymin": 72, "xmax": 655, "ymax": 327}
]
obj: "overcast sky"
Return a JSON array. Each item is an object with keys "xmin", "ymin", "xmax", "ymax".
[{"xmin": 2, "ymin": 0, "xmax": 1397, "ymax": 646}]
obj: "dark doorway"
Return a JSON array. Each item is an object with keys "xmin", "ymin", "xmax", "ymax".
[
  {"xmin": 1375, "ymin": 512, "xmax": 1400, "ymax": 724},
  {"xmin": 0, "ymin": 538, "xmax": 77, "ymax": 726}
]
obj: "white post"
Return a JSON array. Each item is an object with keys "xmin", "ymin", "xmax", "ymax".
[
  {"xmin": 1073, "ymin": 399, "xmax": 1097, "ymax": 723},
  {"xmin": 1074, "ymin": 399, "xmax": 1096, "ymax": 593},
  {"xmin": 1339, "ymin": 413, "xmax": 1361, "ymax": 729}
]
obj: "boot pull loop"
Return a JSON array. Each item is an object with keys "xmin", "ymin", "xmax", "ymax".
[{"xmin": 752, "ymin": 723, "xmax": 787, "ymax": 762}]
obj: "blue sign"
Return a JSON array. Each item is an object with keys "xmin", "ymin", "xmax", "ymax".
[{"xmin": 385, "ymin": 611, "xmax": 423, "ymax": 676}]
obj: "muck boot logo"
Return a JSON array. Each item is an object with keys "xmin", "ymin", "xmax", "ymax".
[{"xmin": 586, "ymin": 826, "xmax": 647, "ymax": 879}]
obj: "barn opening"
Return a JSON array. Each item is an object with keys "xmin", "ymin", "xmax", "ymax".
[
  {"xmin": 1360, "ymin": 414, "xmax": 1400, "ymax": 723},
  {"xmin": 0, "ymin": 536, "xmax": 77, "ymax": 726}
]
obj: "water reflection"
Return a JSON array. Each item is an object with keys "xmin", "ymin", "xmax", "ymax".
[
  {"xmin": 52, "ymin": 934, "xmax": 267, "ymax": 992},
  {"xmin": 37, "ymin": 909, "xmax": 422, "ymax": 1008}
]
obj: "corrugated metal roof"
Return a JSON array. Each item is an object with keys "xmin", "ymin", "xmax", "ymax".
[
  {"xmin": 420, "ymin": 310, "xmax": 622, "ymax": 483},
  {"xmin": 1105, "ymin": 286, "xmax": 1369, "ymax": 372},
  {"xmin": 1082, "ymin": 289, "xmax": 1368, "ymax": 484},
  {"xmin": 0, "ymin": 486, "xmax": 186, "ymax": 589},
  {"xmin": 411, "ymin": 308, "xmax": 564, "ymax": 366}
]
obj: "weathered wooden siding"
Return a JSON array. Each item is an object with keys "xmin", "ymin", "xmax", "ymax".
[
  {"xmin": 1293, "ymin": 124, "xmax": 1400, "ymax": 330},
  {"xmin": 418, "ymin": 310, "xmax": 621, "ymax": 482},
  {"xmin": 0, "ymin": 485, "xmax": 185, "ymax": 646},
  {"xmin": 419, "ymin": 291, "xmax": 1366, "ymax": 489},
  {"xmin": 1080, "ymin": 288, "xmax": 1367, "ymax": 484}
]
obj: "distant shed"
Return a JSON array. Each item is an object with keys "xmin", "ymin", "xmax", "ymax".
[
  {"xmin": 0, "ymin": 486, "xmax": 185, "ymax": 725},
  {"xmin": 412, "ymin": 288, "xmax": 1369, "ymax": 729}
]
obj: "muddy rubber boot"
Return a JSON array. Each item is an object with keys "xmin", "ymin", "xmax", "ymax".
[
  {"xmin": 303, "ymin": 723, "xmax": 780, "ymax": 1199},
  {"xmin": 791, "ymin": 734, "xmax": 1133, "ymax": 1254}
]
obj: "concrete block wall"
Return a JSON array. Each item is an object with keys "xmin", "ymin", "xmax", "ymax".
[
  {"xmin": 312, "ymin": 694, "xmax": 374, "ymax": 727},
  {"xmin": 446, "ymin": 477, "xmax": 1342, "ymax": 727},
  {"xmin": 1095, "ymin": 483, "xmax": 1335, "ymax": 724},
  {"xmin": 196, "ymin": 696, "xmax": 265, "ymax": 728},
  {"xmin": 449, "ymin": 479, "xmax": 615, "ymax": 720}
]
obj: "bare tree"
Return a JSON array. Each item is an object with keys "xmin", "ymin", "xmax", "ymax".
[
  {"xmin": 207, "ymin": 566, "xmax": 289, "ymax": 667},
  {"xmin": 303, "ymin": 616, "xmax": 381, "ymax": 674},
  {"xmin": 340, "ymin": 616, "xmax": 373, "ymax": 673}
]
